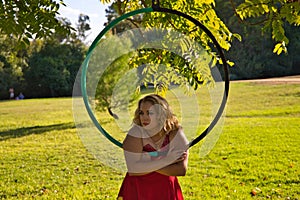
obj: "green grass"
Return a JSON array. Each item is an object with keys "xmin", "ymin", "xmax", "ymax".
[{"xmin": 0, "ymin": 83, "xmax": 299, "ymax": 199}]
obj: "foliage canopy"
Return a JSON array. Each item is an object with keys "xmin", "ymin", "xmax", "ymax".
[{"xmin": 0, "ymin": 0, "xmax": 73, "ymax": 49}]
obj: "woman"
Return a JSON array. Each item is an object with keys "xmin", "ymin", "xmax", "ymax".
[{"xmin": 118, "ymin": 94, "xmax": 189, "ymax": 200}]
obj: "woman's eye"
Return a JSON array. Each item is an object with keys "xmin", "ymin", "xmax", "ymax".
[
  {"xmin": 138, "ymin": 111, "xmax": 144, "ymax": 115},
  {"xmin": 148, "ymin": 111, "xmax": 154, "ymax": 115}
]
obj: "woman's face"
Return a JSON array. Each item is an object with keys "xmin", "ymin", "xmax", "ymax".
[{"xmin": 139, "ymin": 101, "xmax": 160, "ymax": 131}]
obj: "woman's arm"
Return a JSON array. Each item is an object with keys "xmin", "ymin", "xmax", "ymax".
[
  {"xmin": 123, "ymin": 126, "xmax": 189, "ymax": 174},
  {"xmin": 156, "ymin": 150, "xmax": 188, "ymax": 176},
  {"xmin": 123, "ymin": 134, "xmax": 183, "ymax": 174},
  {"xmin": 156, "ymin": 128, "xmax": 189, "ymax": 176}
]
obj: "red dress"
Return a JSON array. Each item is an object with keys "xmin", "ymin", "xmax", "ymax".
[{"xmin": 117, "ymin": 135, "xmax": 184, "ymax": 200}]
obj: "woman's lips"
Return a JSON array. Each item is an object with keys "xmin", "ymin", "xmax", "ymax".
[{"xmin": 142, "ymin": 122, "xmax": 149, "ymax": 126}]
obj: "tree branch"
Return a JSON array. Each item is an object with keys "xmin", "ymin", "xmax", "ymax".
[{"xmin": 229, "ymin": 0, "xmax": 271, "ymax": 26}]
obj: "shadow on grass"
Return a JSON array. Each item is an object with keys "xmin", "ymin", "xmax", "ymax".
[{"xmin": 0, "ymin": 122, "xmax": 75, "ymax": 141}]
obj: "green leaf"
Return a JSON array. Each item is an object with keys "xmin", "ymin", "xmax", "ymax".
[
  {"xmin": 233, "ymin": 33, "xmax": 242, "ymax": 42},
  {"xmin": 273, "ymin": 42, "xmax": 287, "ymax": 55},
  {"xmin": 273, "ymin": 43, "xmax": 281, "ymax": 54},
  {"xmin": 227, "ymin": 61, "xmax": 234, "ymax": 67}
]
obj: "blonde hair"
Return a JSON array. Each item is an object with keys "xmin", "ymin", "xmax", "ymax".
[{"xmin": 133, "ymin": 94, "xmax": 180, "ymax": 134}]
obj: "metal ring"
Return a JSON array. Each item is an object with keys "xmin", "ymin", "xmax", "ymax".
[{"xmin": 81, "ymin": 6, "xmax": 230, "ymax": 149}]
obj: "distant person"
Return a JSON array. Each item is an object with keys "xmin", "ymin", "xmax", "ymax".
[
  {"xmin": 117, "ymin": 94, "xmax": 189, "ymax": 200},
  {"xmin": 18, "ymin": 92, "xmax": 24, "ymax": 100},
  {"xmin": 9, "ymin": 88, "xmax": 14, "ymax": 99}
]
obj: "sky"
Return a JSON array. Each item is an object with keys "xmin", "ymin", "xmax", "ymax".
[{"xmin": 57, "ymin": 0, "xmax": 109, "ymax": 43}]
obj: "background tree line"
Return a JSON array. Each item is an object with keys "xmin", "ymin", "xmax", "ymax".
[
  {"xmin": 0, "ymin": 0, "xmax": 299, "ymax": 100},
  {"xmin": 0, "ymin": 0, "xmax": 90, "ymax": 99}
]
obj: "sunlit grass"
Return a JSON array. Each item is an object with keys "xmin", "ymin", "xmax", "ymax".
[{"xmin": 0, "ymin": 83, "xmax": 299, "ymax": 199}]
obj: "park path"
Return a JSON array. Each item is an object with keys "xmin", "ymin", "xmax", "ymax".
[{"xmin": 233, "ymin": 75, "xmax": 300, "ymax": 84}]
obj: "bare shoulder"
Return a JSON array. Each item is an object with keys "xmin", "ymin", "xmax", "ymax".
[
  {"xmin": 169, "ymin": 127, "xmax": 189, "ymax": 147},
  {"xmin": 169, "ymin": 126, "xmax": 184, "ymax": 140},
  {"xmin": 127, "ymin": 124, "xmax": 143, "ymax": 137},
  {"xmin": 123, "ymin": 125, "xmax": 143, "ymax": 153}
]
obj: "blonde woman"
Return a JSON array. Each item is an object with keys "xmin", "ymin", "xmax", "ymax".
[{"xmin": 118, "ymin": 94, "xmax": 189, "ymax": 200}]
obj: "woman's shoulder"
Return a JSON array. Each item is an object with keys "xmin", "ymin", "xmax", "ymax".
[
  {"xmin": 128, "ymin": 124, "xmax": 143, "ymax": 137},
  {"xmin": 168, "ymin": 126, "xmax": 189, "ymax": 150},
  {"xmin": 123, "ymin": 124, "xmax": 144, "ymax": 152},
  {"xmin": 168, "ymin": 126, "xmax": 184, "ymax": 139}
]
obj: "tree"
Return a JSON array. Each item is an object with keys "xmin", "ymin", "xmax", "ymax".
[
  {"xmin": 99, "ymin": 0, "xmax": 237, "ymax": 90},
  {"xmin": 214, "ymin": 0, "xmax": 299, "ymax": 79},
  {"xmin": 87, "ymin": 0, "xmax": 233, "ymax": 116},
  {"xmin": 99, "ymin": 0, "xmax": 299, "ymax": 82},
  {"xmin": 230, "ymin": 0, "xmax": 300, "ymax": 54},
  {"xmin": 104, "ymin": 3, "xmax": 141, "ymax": 34},
  {"xmin": 76, "ymin": 14, "xmax": 91, "ymax": 41},
  {"xmin": 0, "ymin": 0, "xmax": 73, "ymax": 49},
  {"xmin": 0, "ymin": 34, "xmax": 33, "ymax": 99},
  {"xmin": 101, "ymin": 0, "xmax": 299, "ymax": 52},
  {"xmin": 0, "ymin": 3, "xmax": 90, "ymax": 99},
  {"xmin": 24, "ymin": 38, "xmax": 86, "ymax": 98},
  {"xmin": 22, "ymin": 15, "xmax": 89, "ymax": 98}
]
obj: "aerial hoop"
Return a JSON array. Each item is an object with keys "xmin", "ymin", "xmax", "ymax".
[{"xmin": 80, "ymin": 0, "xmax": 230, "ymax": 149}]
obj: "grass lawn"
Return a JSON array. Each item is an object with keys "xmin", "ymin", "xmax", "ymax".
[{"xmin": 0, "ymin": 82, "xmax": 299, "ymax": 199}]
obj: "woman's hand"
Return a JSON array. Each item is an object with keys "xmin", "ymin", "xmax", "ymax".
[
  {"xmin": 156, "ymin": 151, "xmax": 189, "ymax": 176},
  {"xmin": 172, "ymin": 152, "xmax": 187, "ymax": 164}
]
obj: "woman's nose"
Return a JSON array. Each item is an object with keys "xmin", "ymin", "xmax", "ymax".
[{"xmin": 141, "ymin": 114, "xmax": 150, "ymax": 120}]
